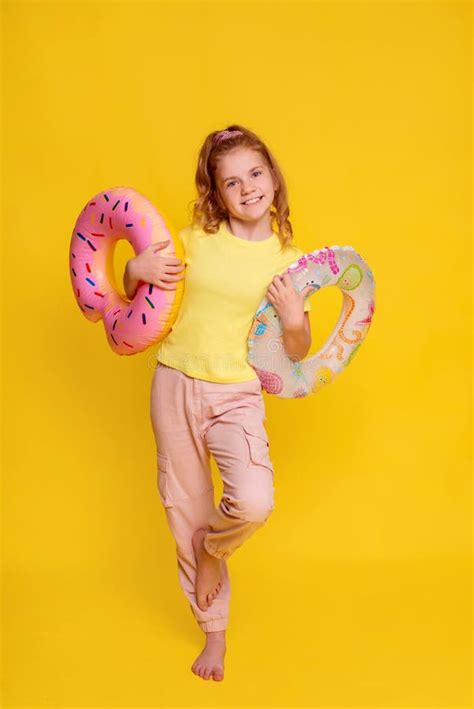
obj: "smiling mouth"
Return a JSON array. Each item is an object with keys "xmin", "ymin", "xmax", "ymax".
[{"xmin": 242, "ymin": 196, "xmax": 263, "ymax": 205}]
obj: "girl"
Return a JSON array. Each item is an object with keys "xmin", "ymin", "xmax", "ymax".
[{"xmin": 123, "ymin": 124, "xmax": 314, "ymax": 681}]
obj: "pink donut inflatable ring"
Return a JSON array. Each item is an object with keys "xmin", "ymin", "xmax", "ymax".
[
  {"xmin": 247, "ymin": 246, "xmax": 376, "ymax": 398},
  {"xmin": 69, "ymin": 186, "xmax": 184, "ymax": 355}
]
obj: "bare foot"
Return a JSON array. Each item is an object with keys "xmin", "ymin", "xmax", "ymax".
[
  {"xmin": 191, "ymin": 629, "xmax": 226, "ymax": 681},
  {"xmin": 192, "ymin": 527, "xmax": 224, "ymax": 611}
]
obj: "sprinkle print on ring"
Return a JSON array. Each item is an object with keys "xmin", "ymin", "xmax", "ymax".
[{"xmin": 69, "ymin": 186, "xmax": 184, "ymax": 355}]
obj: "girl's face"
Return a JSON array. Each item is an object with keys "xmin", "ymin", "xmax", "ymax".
[{"xmin": 214, "ymin": 148, "xmax": 278, "ymax": 222}]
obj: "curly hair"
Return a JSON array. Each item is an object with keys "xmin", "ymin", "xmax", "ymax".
[{"xmin": 187, "ymin": 123, "xmax": 295, "ymax": 249}]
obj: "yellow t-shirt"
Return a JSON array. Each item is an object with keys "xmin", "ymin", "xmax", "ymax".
[{"xmin": 156, "ymin": 219, "xmax": 311, "ymax": 383}]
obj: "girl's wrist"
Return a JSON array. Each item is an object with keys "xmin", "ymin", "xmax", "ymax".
[
  {"xmin": 126, "ymin": 257, "xmax": 138, "ymax": 279},
  {"xmin": 124, "ymin": 257, "xmax": 140, "ymax": 300},
  {"xmin": 280, "ymin": 315, "xmax": 304, "ymax": 332}
]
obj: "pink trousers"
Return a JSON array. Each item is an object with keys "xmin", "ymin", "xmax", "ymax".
[{"xmin": 149, "ymin": 361, "xmax": 275, "ymax": 633}]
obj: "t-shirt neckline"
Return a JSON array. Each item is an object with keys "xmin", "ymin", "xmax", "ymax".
[{"xmin": 221, "ymin": 220, "xmax": 278, "ymax": 245}]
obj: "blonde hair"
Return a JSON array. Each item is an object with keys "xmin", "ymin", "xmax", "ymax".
[{"xmin": 187, "ymin": 124, "xmax": 295, "ymax": 249}]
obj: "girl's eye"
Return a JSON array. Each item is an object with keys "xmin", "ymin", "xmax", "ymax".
[{"xmin": 227, "ymin": 170, "xmax": 262, "ymax": 188}]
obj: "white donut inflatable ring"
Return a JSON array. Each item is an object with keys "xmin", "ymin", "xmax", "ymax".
[
  {"xmin": 247, "ymin": 245, "xmax": 376, "ymax": 398},
  {"xmin": 69, "ymin": 186, "xmax": 184, "ymax": 355}
]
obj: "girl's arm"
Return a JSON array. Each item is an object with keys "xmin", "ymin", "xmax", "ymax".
[
  {"xmin": 282, "ymin": 312, "xmax": 311, "ymax": 362},
  {"xmin": 122, "ymin": 241, "xmax": 185, "ymax": 300},
  {"xmin": 266, "ymin": 272, "xmax": 313, "ymax": 361},
  {"xmin": 123, "ymin": 259, "xmax": 141, "ymax": 300}
]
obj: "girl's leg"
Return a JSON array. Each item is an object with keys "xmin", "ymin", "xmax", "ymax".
[
  {"xmin": 200, "ymin": 377, "xmax": 275, "ymax": 560},
  {"xmin": 150, "ymin": 362, "xmax": 231, "ymax": 633}
]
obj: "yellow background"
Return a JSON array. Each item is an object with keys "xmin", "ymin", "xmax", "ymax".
[{"xmin": 2, "ymin": 1, "xmax": 471, "ymax": 706}]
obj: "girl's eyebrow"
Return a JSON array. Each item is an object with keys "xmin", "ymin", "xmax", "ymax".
[{"xmin": 222, "ymin": 165, "xmax": 264, "ymax": 182}]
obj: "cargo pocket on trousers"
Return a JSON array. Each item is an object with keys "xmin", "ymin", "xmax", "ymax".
[
  {"xmin": 157, "ymin": 452, "xmax": 174, "ymax": 508},
  {"xmin": 242, "ymin": 422, "xmax": 274, "ymax": 474},
  {"xmin": 157, "ymin": 451, "xmax": 213, "ymax": 507}
]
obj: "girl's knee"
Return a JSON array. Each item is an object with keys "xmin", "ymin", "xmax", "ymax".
[{"xmin": 226, "ymin": 492, "xmax": 274, "ymax": 523}]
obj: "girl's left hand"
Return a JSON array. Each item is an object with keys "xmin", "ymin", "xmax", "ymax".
[{"xmin": 266, "ymin": 273, "xmax": 315, "ymax": 326}]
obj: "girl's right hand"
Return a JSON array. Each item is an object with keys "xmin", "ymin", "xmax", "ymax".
[{"xmin": 128, "ymin": 239, "xmax": 185, "ymax": 290}]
